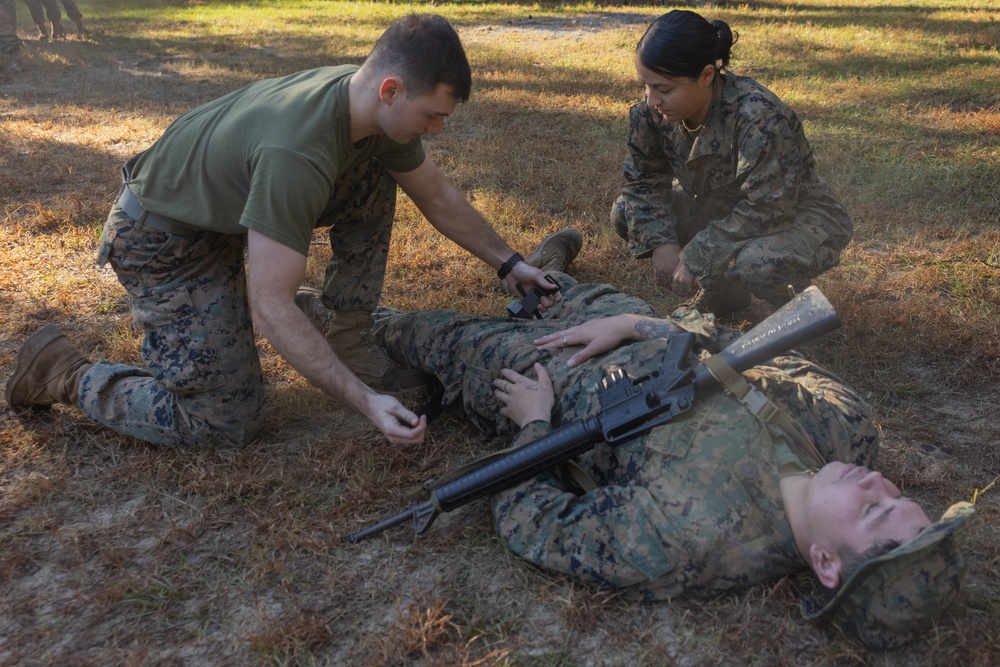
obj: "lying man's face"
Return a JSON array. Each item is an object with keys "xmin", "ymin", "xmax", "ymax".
[{"xmin": 801, "ymin": 462, "xmax": 932, "ymax": 586}]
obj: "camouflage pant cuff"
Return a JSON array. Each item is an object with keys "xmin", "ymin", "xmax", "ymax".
[{"xmin": 1, "ymin": 34, "xmax": 22, "ymax": 54}]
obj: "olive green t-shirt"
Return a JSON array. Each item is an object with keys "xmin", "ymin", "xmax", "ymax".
[{"xmin": 128, "ymin": 65, "xmax": 425, "ymax": 255}]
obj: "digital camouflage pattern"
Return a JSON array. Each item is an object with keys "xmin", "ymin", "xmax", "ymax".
[
  {"xmin": 375, "ymin": 273, "xmax": 880, "ymax": 599},
  {"xmin": 611, "ymin": 73, "xmax": 853, "ymax": 305},
  {"xmin": 84, "ymin": 206, "xmax": 265, "ymax": 448},
  {"xmin": 317, "ymin": 158, "xmax": 397, "ymax": 314},
  {"xmin": 80, "ymin": 157, "xmax": 395, "ymax": 447},
  {"xmin": 802, "ymin": 500, "xmax": 973, "ymax": 650}
]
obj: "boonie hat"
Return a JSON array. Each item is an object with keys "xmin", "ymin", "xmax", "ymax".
[{"xmin": 801, "ymin": 501, "xmax": 974, "ymax": 650}]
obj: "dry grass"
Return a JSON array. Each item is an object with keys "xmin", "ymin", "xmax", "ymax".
[{"xmin": 2, "ymin": 1, "xmax": 999, "ymax": 665}]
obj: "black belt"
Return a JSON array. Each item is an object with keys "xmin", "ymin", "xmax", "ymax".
[{"xmin": 117, "ymin": 185, "xmax": 196, "ymax": 237}]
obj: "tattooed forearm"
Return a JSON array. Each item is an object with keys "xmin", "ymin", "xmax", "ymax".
[{"xmin": 633, "ymin": 318, "xmax": 681, "ymax": 340}]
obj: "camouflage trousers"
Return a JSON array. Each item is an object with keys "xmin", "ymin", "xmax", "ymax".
[
  {"xmin": 84, "ymin": 210, "xmax": 265, "ymax": 448},
  {"xmin": 611, "ymin": 194, "xmax": 845, "ymax": 306},
  {"xmin": 0, "ymin": 0, "xmax": 21, "ymax": 59},
  {"xmin": 316, "ymin": 157, "xmax": 397, "ymax": 314},
  {"xmin": 376, "ymin": 274, "xmax": 667, "ymax": 437},
  {"xmin": 376, "ymin": 274, "xmax": 875, "ymax": 463},
  {"xmin": 22, "ymin": 0, "xmax": 84, "ymax": 29},
  {"xmin": 80, "ymin": 157, "xmax": 397, "ymax": 447}
]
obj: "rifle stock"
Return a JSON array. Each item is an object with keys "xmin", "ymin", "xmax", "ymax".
[{"xmin": 344, "ymin": 286, "xmax": 840, "ymax": 544}]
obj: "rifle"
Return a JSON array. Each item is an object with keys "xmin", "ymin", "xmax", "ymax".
[{"xmin": 344, "ymin": 286, "xmax": 840, "ymax": 543}]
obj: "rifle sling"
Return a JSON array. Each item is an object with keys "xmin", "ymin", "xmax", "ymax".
[{"xmin": 700, "ymin": 354, "xmax": 826, "ymax": 466}]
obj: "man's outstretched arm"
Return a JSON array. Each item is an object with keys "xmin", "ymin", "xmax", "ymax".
[
  {"xmin": 390, "ymin": 160, "xmax": 559, "ymax": 296},
  {"xmin": 246, "ymin": 229, "xmax": 426, "ymax": 444}
]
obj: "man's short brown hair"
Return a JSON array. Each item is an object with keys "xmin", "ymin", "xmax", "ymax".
[{"xmin": 366, "ymin": 14, "xmax": 472, "ymax": 102}]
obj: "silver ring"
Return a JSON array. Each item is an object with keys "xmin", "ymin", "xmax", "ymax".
[{"xmin": 562, "ymin": 335, "xmax": 568, "ymax": 345}]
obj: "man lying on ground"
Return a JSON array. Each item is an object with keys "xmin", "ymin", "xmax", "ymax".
[{"xmin": 356, "ymin": 238, "xmax": 971, "ymax": 650}]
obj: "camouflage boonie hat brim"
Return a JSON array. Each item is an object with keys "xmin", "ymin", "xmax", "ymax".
[{"xmin": 801, "ymin": 501, "xmax": 974, "ymax": 650}]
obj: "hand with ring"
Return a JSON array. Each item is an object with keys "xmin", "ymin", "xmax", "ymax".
[{"xmin": 534, "ymin": 314, "xmax": 658, "ymax": 368}]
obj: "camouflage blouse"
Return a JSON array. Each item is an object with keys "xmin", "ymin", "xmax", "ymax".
[{"xmin": 617, "ymin": 73, "xmax": 852, "ymax": 282}]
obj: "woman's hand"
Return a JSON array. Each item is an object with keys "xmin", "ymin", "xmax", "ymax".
[
  {"xmin": 493, "ymin": 363, "xmax": 555, "ymax": 427},
  {"xmin": 652, "ymin": 243, "xmax": 697, "ymax": 296},
  {"xmin": 534, "ymin": 315, "xmax": 640, "ymax": 368},
  {"xmin": 651, "ymin": 244, "xmax": 682, "ymax": 289},
  {"xmin": 671, "ymin": 262, "xmax": 697, "ymax": 297}
]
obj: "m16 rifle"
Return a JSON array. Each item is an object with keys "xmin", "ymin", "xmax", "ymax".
[{"xmin": 344, "ymin": 286, "xmax": 840, "ymax": 543}]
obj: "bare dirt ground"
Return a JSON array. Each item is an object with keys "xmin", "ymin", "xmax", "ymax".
[{"xmin": 2, "ymin": 8, "xmax": 999, "ymax": 667}]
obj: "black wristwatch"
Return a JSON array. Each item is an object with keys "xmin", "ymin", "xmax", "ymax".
[{"xmin": 497, "ymin": 252, "xmax": 524, "ymax": 280}]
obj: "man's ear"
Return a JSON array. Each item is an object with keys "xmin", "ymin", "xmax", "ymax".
[
  {"xmin": 378, "ymin": 77, "xmax": 403, "ymax": 104},
  {"xmin": 809, "ymin": 544, "xmax": 842, "ymax": 589}
]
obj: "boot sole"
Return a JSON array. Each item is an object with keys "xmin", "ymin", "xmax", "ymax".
[
  {"xmin": 5, "ymin": 324, "xmax": 65, "ymax": 409},
  {"xmin": 499, "ymin": 229, "xmax": 584, "ymax": 295},
  {"xmin": 524, "ymin": 229, "xmax": 584, "ymax": 270}
]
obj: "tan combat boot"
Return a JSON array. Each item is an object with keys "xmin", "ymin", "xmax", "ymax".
[
  {"xmin": 499, "ymin": 228, "xmax": 584, "ymax": 294},
  {"xmin": 524, "ymin": 228, "xmax": 584, "ymax": 273},
  {"xmin": 294, "ymin": 288, "xmax": 432, "ymax": 393},
  {"xmin": 5, "ymin": 324, "xmax": 92, "ymax": 409}
]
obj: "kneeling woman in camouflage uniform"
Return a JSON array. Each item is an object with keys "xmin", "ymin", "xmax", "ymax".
[{"xmin": 611, "ymin": 10, "xmax": 853, "ymax": 316}]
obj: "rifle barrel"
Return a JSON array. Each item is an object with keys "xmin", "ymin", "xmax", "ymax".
[
  {"xmin": 432, "ymin": 416, "xmax": 604, "ymax": 513},
  {"xmin": 343, "ymin": 504, "xmax": 425, "ymax": 543}
]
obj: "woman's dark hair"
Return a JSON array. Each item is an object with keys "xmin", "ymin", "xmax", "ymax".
[
  {"xmin": 635, "ymin": 10, "xmax": 738, "ymax": 79},
  {"xmin": 366, "ymin": 14, "xmax": 472, "ymax": 102}
]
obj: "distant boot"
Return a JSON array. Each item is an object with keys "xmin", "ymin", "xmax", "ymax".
[
  {"xmin": 500, "ymin": 229, "xmax": 583, "ymax": 293},
  {"xmin": 0, "ymin": 46, "xmax": 22, "ymax": 76},
  {"xmin": 36, "ymin": 23, "xmax": 50, "ymax": 41},
  {"xmin": 5, "ymin": 324, "xmax": 92, "ymax": 409},
  {"xmin": 73, "ymin": 18, "xmax": 87, "ymax": 35},
  {"xmin": 294, "ymin": 288, "xmax": 432, "ymax": 393},
  {"xmin": 51, "ymin": 20, "xmax": 66, "ymax": 40}
]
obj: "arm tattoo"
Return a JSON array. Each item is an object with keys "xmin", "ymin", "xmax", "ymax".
[{"xmin": 634, "ymin": 318, "xmax": 680, "ymax": 341}]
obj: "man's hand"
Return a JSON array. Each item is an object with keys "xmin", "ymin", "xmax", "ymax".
[
  {"xmin": 246, "ymin": 230, "xmax": 425, "ymax": 445},
  {"xmin": 504, "ymin": 263, "xmax": 563, "ymax": 310},
  {"xmin": 493, "ymin": 363, "xmax": 554, "ymax": 427},
  {"xmin": 361, "ymin": 393, "xmax": 428, "ymax": 444},
  {"xmin": 652, "ymin": 243, "xmax": 697, "ymax": 296},
  {"xmin": 535, "ymin": 314, "xmax": 683, "ymax": 368}
]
